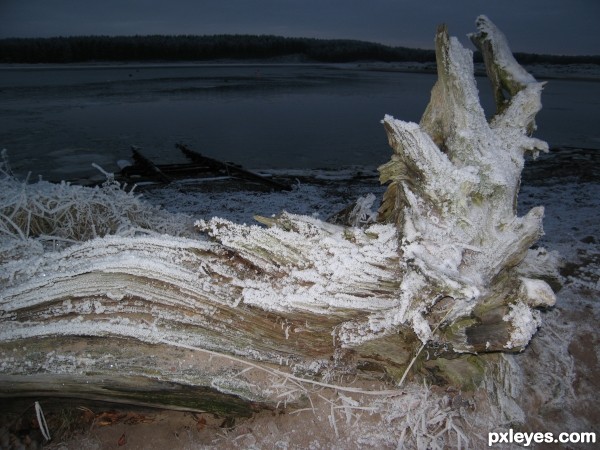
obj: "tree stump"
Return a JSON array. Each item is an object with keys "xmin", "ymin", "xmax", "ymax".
[{"xmin": 0, "ymin": 16, "xmax": 556, "ymax": 413}]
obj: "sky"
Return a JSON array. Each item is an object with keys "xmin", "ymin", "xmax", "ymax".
[{"xmin": 0, "ymin": 0, "xmax": 598, "ymax": 56}]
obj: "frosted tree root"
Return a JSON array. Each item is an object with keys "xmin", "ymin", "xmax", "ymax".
[{"xmin": 0, "ymin": 16, "xmax": 556, "ymax": 416}]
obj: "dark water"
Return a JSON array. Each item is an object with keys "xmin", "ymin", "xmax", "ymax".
[{"xmin": 0, "ymin": 63, "xmax": 598, "ymax": 181}]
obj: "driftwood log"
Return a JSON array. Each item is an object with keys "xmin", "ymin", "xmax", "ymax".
[{"xmin": 0, "ymin": 16, "xmax": 556, "ymax": 414}]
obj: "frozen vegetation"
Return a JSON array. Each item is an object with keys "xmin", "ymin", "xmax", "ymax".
[{"xmin": 0, "ymin": 16, "xmax": 598, "ymax": 449}]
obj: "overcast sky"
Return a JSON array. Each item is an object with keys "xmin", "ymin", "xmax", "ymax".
[{"xmin": 1, "ymin": 0, "xmax": 598, "ymax": 55}]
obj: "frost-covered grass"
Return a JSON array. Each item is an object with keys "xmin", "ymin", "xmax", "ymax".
[
  {"xmin": 0, "ymin": 153, "xmax": 193, "ymax": 255},
  {"xmin": 163, "ymin": 339, "xmax": 492, "ymax": 450}
]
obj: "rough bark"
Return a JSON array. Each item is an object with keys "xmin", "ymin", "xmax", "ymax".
[{"xmin": 0, "ymin": 16, "xmax": 556, "ymax": 412}]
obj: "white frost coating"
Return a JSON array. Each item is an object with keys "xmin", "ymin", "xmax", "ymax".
[
  {"xmin": 517, "ymin": 247, "xmax": 562, "ymax": 280},
  {"xmin": 469, "ymin": 15, "xmax": 536, "ymax": 86},
  {"xmin": 375, "ymin": 16, "xmax": 555, "ymax": 352},
  {"xmin": 0, "ymin": 318, "xmax": 257, "ymax": 360},
  {"xmin": 1, "ymin": 202, "xmax": 404, "ymax": 354},
  {"xmin": 503, "ymin": 302, "xmax": 541, "ymax": 350},
  {"xmin": 197, "ymin": 213, "xmax": 400, "ymax": 318},
  {"xmin": 386, "ymin": 36, "xmax": 542, "ymax": 285},
  {"xmin": 1, "ymin": 235, "xmax": 232, "ymax": 309},
  {"xmin": 348, "ymin": 193, "xmax": 377, "ymax": 227},
  {"xmin": 519, "ymin": 277, "xmax": 556, "ymax": 308},
  {"xmin": 491, "ymin": 85, "xmax": 546, "ymax": 136}
]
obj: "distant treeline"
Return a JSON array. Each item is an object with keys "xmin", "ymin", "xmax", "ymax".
[
  {"xmin": 0, "ymin": 34, "xmax": 598, "ymax": 65},
  {"xmin": 0, "ymin": 35, "xmax": 433, "ymax": 63}
]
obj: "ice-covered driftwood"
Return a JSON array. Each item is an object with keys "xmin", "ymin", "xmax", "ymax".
[
  {"xmin": 377, "ymin": 17, "xmax": 555, "ymax": 356},
  {"xmin": 0, "ymin": 16, "xmax": 556, "ymax": 413}
]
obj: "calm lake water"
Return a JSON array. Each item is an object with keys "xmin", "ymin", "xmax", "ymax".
[{"xmin": 0, "ymin": 63, "xmax": 598, "ymax": 181}]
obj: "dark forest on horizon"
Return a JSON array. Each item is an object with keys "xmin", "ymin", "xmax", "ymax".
[{"xmin": 0, "ymin": 34, "xmax": 598, "ymax": 65}]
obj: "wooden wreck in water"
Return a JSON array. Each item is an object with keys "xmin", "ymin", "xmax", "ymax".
[{"xmin": 117, "ymin": 143, "xmax": 292, "ymax": 191}]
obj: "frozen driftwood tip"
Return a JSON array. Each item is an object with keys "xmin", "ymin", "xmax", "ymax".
[{"xmin": 469, "ymin": 15, "xmax": 542, "ymax": 129}]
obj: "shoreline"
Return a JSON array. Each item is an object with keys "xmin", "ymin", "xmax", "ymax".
[{"xmin": 1, "ymin": 60, "xmax": 600, "ymax": 81}]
